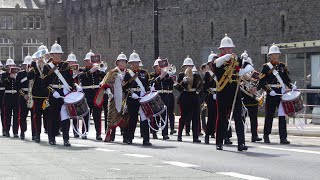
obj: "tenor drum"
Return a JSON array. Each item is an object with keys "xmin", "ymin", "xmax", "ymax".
[
  {"xmin": 139, "ymin": 91, "xmax": 165, "ymax": 118},
  {"xmin": 281, "ymin": 91, "xmax": 303, "ymax": 116},
  {"xmin": 64, "ymin": 92, "xmax": 89, "ymax": 118}
]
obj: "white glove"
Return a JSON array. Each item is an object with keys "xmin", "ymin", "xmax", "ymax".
[
  {"xmin": 53, "ymin": 91, "xmax": 61, "ymax": 99},
  {"xmin": 140, "ymin": 91, "xmax": 145, "ymax": 97},
  {"xmin": 238, "ymin": 64, "xmax": 254, "ymax": 77},
  {"xmin": 292, "ymin": 84, "xmax": 297, "ymax": 90},
  {"xmin": 150, "ymin": 86, "xmax": 156, "ymax": 92},
  {"xmin": 106, "ymin": 88, "xmax": 113, "ymax": 99},
  {"xmin": 90, "ymin": 66, "xmax": 99, "ymax": 73},
  {"xmin": 183, "ymin": 76, "xmax": 188, "ymax": 82},
  {"xmin": 76, "ymin": 85, "xmax": 82, "ymax": 92},
  {"xmin": 131, "ymin": 93, "xmax": 140, "ymax": 99},
  {"xmin": 213, "ymin": 94, "xmax": 217, "ymax": 100},
  {"xmin": 215, "ymin": 54, "xmax": 232, "ymax": 68},
  {"xmin": 269, "ymin": 90, "xmax": 277, "ymax": 97}
]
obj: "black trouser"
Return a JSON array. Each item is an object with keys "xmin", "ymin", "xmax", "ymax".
[
  {"xmin": 33, "ymin": 98, "xmax": 49, "ymax": 136},
  {"xmin": 18, "ymin": 95, "xmax": 34, "ymax": 135},
  {"xmin": 151, "ymin": 93, "xmax": 171, "ymax": 136},
  {"xmin": 264, "ymin": 95, "xmax": 287, "ymax": 140},
  {"xmin": 124, "ymin": 97, "xmax": 150, "ymax": 142},
  {"xmin": 178, "ymin": 92, "xmax": 199, "ymax": 140},
  {"xmin": 82, "ymin": 101, "xmax": 102, "ymax": 136},
  {"xmin": 167, "ymin": 93, "xmax": 175, "ymax": 131},
  {"xmin": 216, "ymin": 92, "xmax": 245, "ymax": 145},
  {"xmin": 3, "ymin": 93, "xmax": 19, "ymax": 134},
  {"xmin": 245, "ymin": 105, "xmax": 259, "ymax": 137},
  {"xmin": 205, "ymin": 96, "xmax": 217, "ymax": 136},
  {"xmin": 48, "ymin": 96, "xmax": 70, "ymax": 141},
  {"xmin": 0, "ymin": 90, "xmax": 5, "ymax": 133}
]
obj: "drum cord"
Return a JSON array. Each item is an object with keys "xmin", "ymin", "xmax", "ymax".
[
  {"xmin": 148, "ymin": 105, "xmax": 168, "ymax": 132},
  {"xmin": 72, "ymin": 114, "xmax": 90, "ymax": 137}
]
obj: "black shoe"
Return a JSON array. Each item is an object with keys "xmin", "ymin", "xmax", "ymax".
[
  {"xmin": 163, "ymin": 135, "xmax": 169, "ymax": 140},
  {"xmin": 127, "ymin": 139, "xmax": 132, "ymax": 145},
  {"xmin": 14, "ymin": 134, "xmax": 19, "ymax": 138},
  {"xmin": 211, "ymin": 134, "xmax": 215, "ymax": 138},
  {"xmin": 216, "ymin": 144, "xmax": 223, "ymax": 150},
  {"xmin": 186, "ymin": 132, "xmax": 190, "ymax": 136},
  {"xmin": 2, "ymin": 131, "xmax": 6, "ymax": 137},
  {"xmin": 82, "ymin": 135, "xmax": 87, "ymax": 139},
  {"xmin": 20, "ymin": 132, "xmax": 25, "ymax": 140},
  {"xmin": 153, "ymin": 134, "xmax": 158, "ymax": 139},
  {"xmin": 238, "ymin": 144, "xmax": 248, "ymax": 151},
  {"xmin": 251, "ymin": 136, "xmax": 262, "ymax": 142},
  {"xmin": 177, "ymin": 136, "xmax": 182, "ymax": 142},
  {"xmin": 193, "ymin": 139, "xmax": 201, "ymax": 143},
  {"xmin": 5, "ymin": 132, "xmax": 10, "ymax": 137},
  {"xmin": 35, "ymin": 135, "xmax": 40, "ymax": 143},
  {"xmin": 224, "ymin": 138, "xmax": 233, "ymax": 145},
  {"xmin": 280, "ymin": 139, "xmax": 290, "ymax": 144},
  {"xmin": 32, "ymin": 135, "xmax": 36, "ymax": 141},
  {"xmin": 263, "ymin": 135, "xmax": 270, "ymax": 143},
  {"xmin": 205, "ymin": 135, "xmax": 209, "ymax": 144},
  {"xmin": 170, "ymin": 130, "xmax": 177, "ymax": 135},
  {"xmin": 96, "ymin": 135, "xmax": 103, "ymax": 141},
  {"xmin": 49, "ymin": 138, "xmax": 56, "ymax": 145},
  {"xmin": 64, "ymin": 140, "xmax": 71, "ymax": 146},
  {"xmin": 143, "ymin": 141, "xmax": 152, "ymax": 146},
  {"xmin": 74, "ymin": 134, "xmax": 79, "ymax": 138}
]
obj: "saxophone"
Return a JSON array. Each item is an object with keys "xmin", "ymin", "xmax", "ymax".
[{"xmin": 27, "ymin": 79, "xmax": 34, "ymax": 108}]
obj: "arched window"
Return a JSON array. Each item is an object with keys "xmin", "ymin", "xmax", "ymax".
[
  {"xmin": 22, "ymin": 38, "xmax": 43, "ymax": 59},
  {"xmin": 0, "ymin": 38, "xmax": 14, "ymax": 61}
]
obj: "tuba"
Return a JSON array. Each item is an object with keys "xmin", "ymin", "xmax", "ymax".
[{"xmin": 184, "ymin": 67, "xmax": 193, "ymax": 90}]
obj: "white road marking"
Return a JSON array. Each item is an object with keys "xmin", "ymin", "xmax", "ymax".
[
  {"xmin": 123, "ymin": 154, "xmax": 153, "ymax": 158},
  {"xmin": 163, "ymin": 161, "xmax": 200, "ymax": 168},
  {"xmin": 72, "ymin": 143, "xmax": 90, "ymax": 147},
  {"xmin": 217, "ymin": 172, "xmax": 270, "ymax": 180},
  {"xmin": 258, "ymin": 146, "xmax": 320, "ymax": 155},
  {"xmin": 95, "ymin": 148, "xmax": 116, "ymax": 152},
  {"xmin": 109, "ymin": 168, "xmax": 120, "ymax": 171}
]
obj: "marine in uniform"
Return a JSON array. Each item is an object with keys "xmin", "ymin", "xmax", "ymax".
[
  {"xmin": 174, "ymin": 56, "xmax": 202, "ymax": 143},
  {"xmin": 0, "ymin": 62, "xmax": 5, "ymax": 136},
  {"xmin": 257, "ymin": 44, "xmax": 294, "ymax": 144}
]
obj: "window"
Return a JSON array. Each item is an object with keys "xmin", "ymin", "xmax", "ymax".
[
  {"xmin": 244, "ymin": 18, "xmax": 247, "ymax": 37},
  {"xmin": 0, "ymin": 38, "xmax": 14, "ymax": 61},
  {"xmin": 29, "ymin": 16, "xmax": 34, "ymax": 29},
  {"xmin": 22, "ymin": 16, "xmax": 28, "ymax": 29},
  {"xmin": 35, "ymin": 16, "xmax": 41, "ymax": 29},
  {"xmin": 7, "ymin": 16, "xmax": 13, "ymax": 29},
  {"xmin": 281, "ymin": 15, "xmax": 285, "ymax": 34},
  {"xmin": 22, "ymin": 38, "xmax": 43, "ymax": 60},
  {"xmin": 0, "ymin": 16, "xmax": 6, "ymax": 29}
]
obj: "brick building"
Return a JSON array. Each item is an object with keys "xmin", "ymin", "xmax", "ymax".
[{"xmin": 0, "ymin": 0, "xmax": 45, "ymax": 65}]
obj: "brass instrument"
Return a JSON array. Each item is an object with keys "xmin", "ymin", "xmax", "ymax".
[
  {"xmin": 184, "ymin": 67, "xmax": 193, "ymax": 90},
  {"xmin": 163, "ymin": 64, "xmax": 176, "ymax": 76}
]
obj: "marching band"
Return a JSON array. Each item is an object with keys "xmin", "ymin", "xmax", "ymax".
[{"xmin": 0, "ymin": 34, "xmax": 300, "ymax": 151}]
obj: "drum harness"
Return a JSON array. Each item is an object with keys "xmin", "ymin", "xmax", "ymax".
[
  {"xmin": 128, "ymin": 70, "xmax": 167, "ymax": 132},
  {"xmin": 48, "ymin": 63, "xmax": 89, "ymax": 137}
]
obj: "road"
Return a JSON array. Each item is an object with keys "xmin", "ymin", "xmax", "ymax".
[{"xmin": 0, "ymin": 123, "xmax": 320, "ymax": 180}]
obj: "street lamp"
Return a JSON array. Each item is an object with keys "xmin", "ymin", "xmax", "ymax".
[{"xmin": 153, "ymin": 0, "xmax": 179, "ymax": 60}]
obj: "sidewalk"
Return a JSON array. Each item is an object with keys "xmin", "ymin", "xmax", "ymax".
[{"xmin": 173, "ymin": 116, "xmax": 320, "ymax": 137}]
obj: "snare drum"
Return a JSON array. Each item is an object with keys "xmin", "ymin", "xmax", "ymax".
[
  {"xmin": 64, "ymin": 92, "xmax": 89, "ymax": 118},
  {"xmin": 281, "ymin": 91, "xmax": 303, "ymax": 116},
  {"xmin": 139, "ymin": 91, "xmax": 165, "ymax": 118}
]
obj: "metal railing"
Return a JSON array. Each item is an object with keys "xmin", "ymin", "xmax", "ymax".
[{"xmin": 293, "ymin": 88, "xmax": 320, "ymax": 122}]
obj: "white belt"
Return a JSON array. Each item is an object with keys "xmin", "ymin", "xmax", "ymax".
[
  {"xmin": 183, "ymin": 88, "xmax": 196, "ymax": 92},
  {"xmin": 82, "ymin": 85, "xmax": 100, "ymax": 89},
  {"xmin": 158, "ymin": 90, "xmax": 173, "ymax": 94},
  {"xmin": 50, "ymin": 84, "xmax": 71, "ymax": 89},
  {"xmin": 209, "ymin": 88, "xmax": 217, "ymax": 93},
  {"xmin": 5, "ymin": 90, "xmax": 17, "ymax": 94},
  {"xmin": 130, "ymin": 88, "xmax": 141, "ymax": 92},
  {"xmin": 268, "ymin": 84, "xmax": 281, "ymax": 88},
  {"xmin": 21, "ymin": 88, "xmax": 28, "ymax": 91},
  {"xmin": 0, "ymin": 87, "xmax": 5, "ymax": 90}
]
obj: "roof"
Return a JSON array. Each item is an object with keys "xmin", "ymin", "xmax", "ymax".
[
  {"xmin": 0, "ymin": 0, "xmax": 44, "ymax": 9},
  {"xmin": 275, "ymin": 40, "xmax": 320, "ymax": 49}
]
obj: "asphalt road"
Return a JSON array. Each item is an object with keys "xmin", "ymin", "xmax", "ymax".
[{"xmin": 1, "ymin": 123, "xmax": 320, "ymax": 180}]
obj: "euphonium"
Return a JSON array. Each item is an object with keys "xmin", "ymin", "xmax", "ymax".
[{"xmin": 184, "ymin": 67, "xmax": 193, "ymax": 90}]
